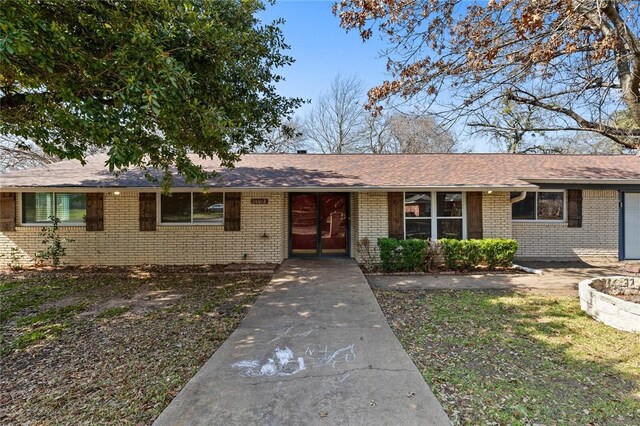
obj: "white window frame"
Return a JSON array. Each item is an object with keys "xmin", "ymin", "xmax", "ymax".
[
  {"xmin": 157, "ymin": 192, "xmax": 225, "ymax": 226},
  {"xmin": 511, "ymin": 190, "xmax": 567, "ymax": 223},
  {"xmin": 19, "ymin": 191, "xmax": 87, "ymax": 227},
  {"xmin": 403, "ymin": 191, "xmax": 467, "ymax": 240}
]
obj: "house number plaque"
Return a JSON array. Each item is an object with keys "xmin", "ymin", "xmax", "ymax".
[{"xmin": 251, "ymin": 198, "xmax": 269, "ymax": 205}]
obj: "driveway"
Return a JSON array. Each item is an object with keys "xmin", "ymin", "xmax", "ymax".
[
  {"xmin": 368, "ymin": 261, "xmax": 636, "ymax": 296},
  {"xmin": 155, "ymin": 258, "xmax": 450, "ymax": 425}
]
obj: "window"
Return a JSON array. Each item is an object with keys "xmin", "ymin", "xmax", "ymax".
[
  {"xmin": 404, "ymin": 191, "xmax": 465, "ymax": 240},
  {"xmin": 22, "ymin": 193, "xmax": 86, "ymax": 225},
  {"xmin": 405, "ymin": 192, "xmax": 431, "ymax": 239},
  {"xmin": 160, "ymin": 192, "xmax": 224, "ymax": 225},
  {"xmin": 511, "ymin": 191, "xmax": 565, "ymax": 221},
  {"xmin": 436, "ymin": 192, "xmax": 463, "ymax": 239}
]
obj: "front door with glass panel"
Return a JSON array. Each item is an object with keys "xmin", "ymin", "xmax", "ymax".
[{"xmin": 290, "ymin": 193, "xmax": 348, "ymax": 256}]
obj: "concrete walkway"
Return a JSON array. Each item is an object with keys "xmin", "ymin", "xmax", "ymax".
[
  {"xmin": 155, "ymin": 258, "xmax": 450, "ymax": 426},
  {"xmin": 368, "ymin": 262, "xmax": 633, "ymax": 296}
]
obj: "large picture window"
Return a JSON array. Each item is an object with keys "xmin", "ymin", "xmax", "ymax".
[
  {"xmin": 22, "ymin": 193, "xmax": 86, "ymax": 225},
  {"xmin": 160, "ymin": 192, "xmax": 224, "ymax": 225},
  {"xmin": 404, "ymin": 192, "xmax": 464, "ymax": 240},
  {"xmin": 511, "ymin": 191, "xmax": 565, "ymax": 221}
]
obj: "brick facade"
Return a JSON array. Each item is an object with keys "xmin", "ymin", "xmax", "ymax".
[
  {"xmin": 512, "ymin": 190, "xmax": 619, "ymax": 260},
  {"xmin": 348, "ymin": 190, "xmax": 620, "ymax": 263},
  {"xmin": 351, "ymin": 192, "xmax": 388, "ymax": 263},
  {"xmin": 0, "ymin": 189, "xmax": 622, "ymax": 267},
  {"xmin": 482, "ymin": 192, "xmax": 513, "ymax": 239},
  {"xmin": 0, "ymin": 191, "xmax": 288, "ymax": 266}
]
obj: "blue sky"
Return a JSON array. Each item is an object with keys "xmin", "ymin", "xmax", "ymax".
[
  {"xmin": 259, "ymin": 0, "xmax": 494, "ymax": 152},
  {"xmin": 259, "ymin": 0, "xmax": 389, "ymax": 115}
]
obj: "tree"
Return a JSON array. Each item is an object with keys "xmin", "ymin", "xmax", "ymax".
[
  {"xmin": 473, "ymin": 100, "xmax": 630, "ymax": 154},
  {"xmin": 387, "ymin": 113, "xmax": 459, "ymax": 153},
  {"xmin": 0, "ymin": 0, "xmax": 301, "ymax": 185},
  {"xmin": 552, "ymin": 133, "xmax": 627, "ymax": 154},
  {"xmin": 304, "ymin": 74, "xmax": 458, "ymax": 154},
  {"xmin": 359, "ymin": 111, "xmax": 459, "ymax": 153},
  {"xmin": 0, "ymin": 135, "xmax": 55, "ymax": 172},
  {"xmin": 305, "ymin": 74, "xmax": 366, "ymax": 153},
  {"xmin": 471, "ymin": 102, "xmax": 561, "ymax": 153},
  {"xmin": 335, "ymin": 0, "xmax": 640, "ymax": 149},
  {"xmin": 359, "ymin": 113, "xmax": 393, "ymax": 153},
  {"xmin": 258, "ymin": 117, "xmax": 306, "ymax": 153}
]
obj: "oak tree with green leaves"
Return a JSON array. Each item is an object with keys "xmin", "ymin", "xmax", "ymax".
[{"xmin": 0, "ymin": 0, "xmax": 301, "ymax": 182}]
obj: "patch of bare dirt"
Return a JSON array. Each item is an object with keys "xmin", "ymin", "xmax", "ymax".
[
  {"xmin": 81, "ymin": 288, "xmax": 184, "ymax": 316},
  {"xmin": 1, "ymin": 272, "xmax": 271, "ymax": 424}
]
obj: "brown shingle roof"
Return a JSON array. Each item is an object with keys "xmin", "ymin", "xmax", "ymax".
[{"xmin": 1, "ymin": 153, "xmax": 639, "ymax": 190}]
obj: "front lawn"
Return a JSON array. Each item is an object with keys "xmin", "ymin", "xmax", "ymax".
[
  {"xmin": 375, "ymin": 289, "xmax": 640, "ymax": 425},
  {"xmin": 0, "ymin": 270, "xmax": 270, "ymax": 424}
]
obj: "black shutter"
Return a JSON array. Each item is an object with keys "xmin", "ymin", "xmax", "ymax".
[
  {"xmin": 139, "ymin": 193, "xmax": 157, "ymax": 231},
  {"xmin": 567, "ymin": 189, "xmax": 583, "ymax": 228},
  {"xmin": 224, "ymin": 193, "xmax": 241, "ymax": 231},
  {"xmin": 0, "ymin": 192, "xmax": 16, "ymax": 232},
  {"xmin": 466, "ymin": 192, "xmax": 483, "ymax": 239},
  {"xmin": 86, "ymin": 193, "xmax": 104, "ymax": 231},
  {"xmin": 388, "ymin": 192, "xmax": 404, "ymax": 239}
]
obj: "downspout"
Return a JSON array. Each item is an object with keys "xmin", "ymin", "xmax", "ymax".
[{"xmin": 510, "ymin": 191, "xmax": 527, "ymax": 204}]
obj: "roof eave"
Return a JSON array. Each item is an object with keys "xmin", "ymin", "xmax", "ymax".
[
  {"xmin": 522, "ymin": 178, "xmax": 640, "ymax": 185},
  {"xmin": 0, "ymin": 184, "xmax": 539, "ymax": 192}
]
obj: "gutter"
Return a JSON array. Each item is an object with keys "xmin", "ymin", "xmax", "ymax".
[
  {"xmin": 510, "ymin": 191, "xmax": 527, "ymax": 204},
  {"xmin": 521, "ymin": 178, "xmax": 640, "ymax": 185},
  {"xmin": 0, "ymin": 185, "xmax": 539, "ymax": 193}
]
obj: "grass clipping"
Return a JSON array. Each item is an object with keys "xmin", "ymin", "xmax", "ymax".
[{"xmin": 1, "ymin": 271, "xmax": 270, "ymax": 424}]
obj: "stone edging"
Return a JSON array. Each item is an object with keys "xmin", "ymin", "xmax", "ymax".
[{"xmin": 579, "ymin": 276, "xmax": 640, "ymax": 333}]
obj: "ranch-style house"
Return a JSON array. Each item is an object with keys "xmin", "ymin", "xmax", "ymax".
[{"xmin": 1, "ymin": 153, "xmax": 639, "ymax": 266}]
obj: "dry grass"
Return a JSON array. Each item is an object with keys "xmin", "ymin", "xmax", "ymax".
[
  {"xmin": 375, "ymin": 289, "xmax": 640, "ymax": 425},
  {"xmin": 0, "ymin": 270, "xmax": 271, "ymax": 424}
]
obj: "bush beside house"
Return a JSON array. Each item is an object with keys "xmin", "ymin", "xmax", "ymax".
[
  {"xmin": 376, "ymin": 238, "xmax": 518, "ymax": 273},
  {"xmin": 378, "ymin": 238, "xmax": 427, "ymax": 272}
]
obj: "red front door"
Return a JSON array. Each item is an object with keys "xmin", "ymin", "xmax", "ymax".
[{"xmin": 290, "ymin": 194, "xmax": 348, "ymax": 256}]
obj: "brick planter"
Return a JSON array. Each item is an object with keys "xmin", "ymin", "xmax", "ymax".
[{"xmin": 579, "ymin": 277, "xmax": 640, "ymax": 333}]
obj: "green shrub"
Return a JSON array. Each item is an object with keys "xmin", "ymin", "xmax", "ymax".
[
  {"xmin": 377, "ymin": 238, "xmax": 427, "ymax": 272},
  {"xmin": 377, "ymin": 237, "xmax": 518, "ymax": 273},
  {"xmin": 440, "ymin": 238, "xmax": 518, "ymax": 271},
  {"xmin": 35, "ymin": 216, "xmax": 75, "ymax": 267},
  {"xmin": 439, "ymin": 239, "xmax": 483, "ymax": 271},
  {"xmin": 479, "ymin": 238, "xmax": 518, "ymax": 268}
]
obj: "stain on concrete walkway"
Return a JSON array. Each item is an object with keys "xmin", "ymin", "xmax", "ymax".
[{"xmin": 154, "ymin": 258, "xmax": 450, "ymax": 425}]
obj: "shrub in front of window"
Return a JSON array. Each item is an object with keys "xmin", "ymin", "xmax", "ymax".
[
  {"xmin": 440, "ymin": 238, "xmax": 518, "ymax": 271},
  {"xmin": 424, "ymin": 239, "xmax": 443, "ymax": 272},
  {"xmin": 35, "ymin": 216, "xmax": 75, "ymax": 267},
  {"xmin": 479, "ymin": 239, "xmax": 519, "ymax": 269},
  {"xmin": 439, "ymin": 239, "xmax": 483, "ymax": 271},
  {"xmin": 377, "ymin": 238, "xmax": 427, "ymax": 272}
]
